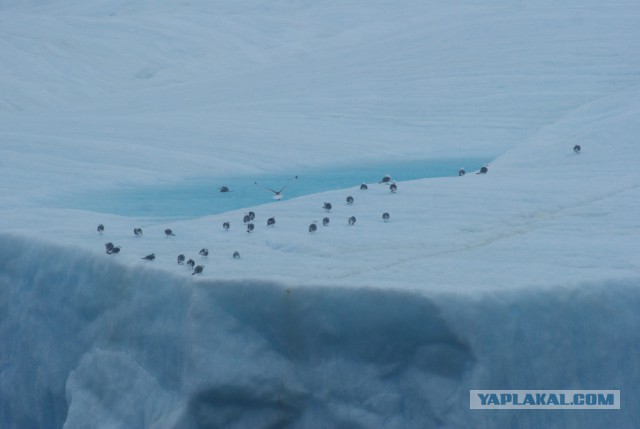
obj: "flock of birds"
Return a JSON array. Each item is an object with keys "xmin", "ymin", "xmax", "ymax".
[{"xmin": 95, "ymin": 148, "xmax": 582, "ymax": 277}]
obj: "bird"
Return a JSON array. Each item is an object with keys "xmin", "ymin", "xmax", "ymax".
[
  {"xmin": 243, "ymin": 214, "xmax": 251, "ymax": 224},
  {"xmin": 177, "ymin": 254, "xmax": 185, "ymax": 264},
  {"xmin": 192, "ymin": 265, "xmax": 204, "ymax": 275},
  {"xmin": 105, "ymin": 242, "xmax": 115, "ymax": 253},
  {"xmin": 382, "ymin": 212, "xmax": 390, "ymax": 222},
  {"xmin": 346, "ymin": 196, "xmax": 354, "ymax": 205},
  {"xmin": 219, "ymin": 186, "xmax": 230, "ymax": 193},
  {"xmin": 164, "ymin": 228, "xmax": 175, "ymax": 237},
  {"xmin": 248, "ymin": 211, "xmax": 256, "ymax": 221},
  {"xmin": 389, "ymin": 183, "xmax": 397, "ymax": 193},
  {"xmin": 348, "ymin": 216, "xmax": 356, "ymax": 225},
  {"xmin": 574, "ymin": 144, "xmax": 581, "ymax": 154},
  {"xmin": 379, "ymin": 175, "xmax": 391, "ymax": 184},
  {"xmin": 477, "ymin": 166, "xmax": 488, "ymax": 174},
  {"xmin": 323, "ymin": 202, "xmax": 332, "ymax": 212},
  {"xmin": 97, "ymin": 224, "xmax": 104, "ymax": 234},
  {"xmin": 110, "ymin": 246, "xmax": 121, "ymax": 254},
  {"xmin": 223, "ymin": 221, "xmax": 230, "ymax": 231},
  {"xmin": 199, "ymin": 248, "xmax": 209, "ymax": 257},
  {"xmin": 247, "ymin": 223, "xmax": 254, "ymax": 233},
  {"xmin": 134, "ymin": 227, "xmax": 143, "ymax": 237},
  {"xmin": 233, "ymin": 251, "xmax": 241, "ymax": 259},
  {"xmin": 309, "ymin": 223, "xmax": 317, "ymax": 232},
  {"xmin": 322, "ymin": 217, "xmax": 330, "ymax": 226},
  {"xmin": 360, "ymin": 183, "xmax": 368, "ymax": 190},
  {"xmin": 267, "ymin": 217, "xmax": 275, "ymax": 227},
  {"xmin": 459, "ymin": 168, "xmax": 466, "ymax": 176},
  {"xmin": 142, "ymin": 253, "xmax": 155, "ymax": 261},
  {"xmin": 187, "ymin": 259, "xmax": 195, "ymax": 268},
  {"xmin": 255, "ymin": 176, "xmax": 298, "ymax": 200}
]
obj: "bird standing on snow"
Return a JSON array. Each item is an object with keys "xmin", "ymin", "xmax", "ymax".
[
  {"xmin": 477, "ymin": 166, "xmax": 488, "ymax": 174},
  {"xmin": 389, "ymin": 183, "xmax": 397, "ymax": 193},
  {"xmin": 243, "ymin": 214, "xmax": 251, "ymax": 224},
  {"xmin": 323, "ymin": 202, "xmax": 332, "ymax": 212},
  {"xmin": 177, "ymin": 254, "xmax": 185, "ymax": 264},
  {"xmin": 346, "ymin": 196, "xmax": 354, "ymax": 205},
  {"xmin": 574, "ymin": 144, "xmax": 581, "ymax": 154},
  {"xmin": 247, "ymin": 223, "xmax": 254, "ymax": 233},
  {"xmin": 134, "ymin": 228, "xmax": 143, "ymax": 237},
  {"xmin": 105, "ymin": 242, "xmax": 115, "ymax": 253},
  {"xmin": 187, "ymin": 259, "xmax": 195, "ymax": 268},
  {"xmin": 382, "ymin": 212, "xmax": 390, "ymax": 222},
  {"xmin": 267, "ymin": 217, "xmax": 276, "ymax": 227},
  {"xmin": 348, "ymin": 216, "xmax": 356, "ymax": 225},
  {"xmin": 379, "ymin": 175, "xmax": 392, "ymax": 184},
  {"xmin": 309, "ymin": 223, "xmax": 317, "ymax": 232},
  {"xmin": 459, "ymin": 168, "xmax": 465, "ymax": 176},
  {"xmin": 360, "ymin": 183, "xmax": 368, "ymax": 190},
  {"xmin": 219, "ymin": 186, "xmax": 230, "ymax": 193},
  {"xmin": 223, "ymin": 221, "xmax": 230, "ymax": 231},
  {"xmin": 322, "ymin": 217, "xmax": 330, "ymax": 226},
  {"xmin": 164, "ymin": 228, "xmax": 175, "ymax": 237},
  {"xmin": 192, "ymin": 265, "xmax": 204, "ymax": 275},
  {"xmin": 97, "ymin": 224, "xmax": 104, "ymax": 234},
  {"xmin": 111, "ymin": 246, "xmax": 121, "ymax": 254},
  {"xmin": 199, "ymin": 248, "xmax": 209, "ymax": 257},
  {"xmin": 142, "ymin": 253, "xmax": 155, "ymax": 261},
  {"xmin": 233, "ymin": 251, "xmax": 241, "ymax": 259}
]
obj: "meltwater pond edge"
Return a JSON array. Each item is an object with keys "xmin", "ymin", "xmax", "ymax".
[{"xmin": 57, "ymin": 158, "xmax": 490, "ymax": 220}]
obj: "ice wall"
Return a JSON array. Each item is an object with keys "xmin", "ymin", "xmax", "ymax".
[{"xmin": 1, "ymin": 234, "xmax": 638, "ymax": 428}]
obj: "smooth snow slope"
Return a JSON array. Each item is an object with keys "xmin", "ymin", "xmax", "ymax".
[{"xmin": 1, "ymin": 0, "xmax": 640, "ymax": 428}]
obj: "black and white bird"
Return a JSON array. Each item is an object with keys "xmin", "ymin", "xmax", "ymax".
[
  {"xmin": 247, "ymin": 223, "xmax": 254, "ymax": 233},
  {"xmin": 164, "ymin": 228, "xmax": 175, "ymax": 237},
  {"xmin": 346, "ymin": 196, "xmax": 354, "ymax": 205},
  {"xmin": 105, "ymin": 242, "xmax": 115, "ymax": 253},
  {"xmin": 322, "ymin": 217, "xmax": 330, "ymax": 226},
  {"xmin": 134, "ymin": 227, "xmax": 143, "ymax": 237},
  {"xmin": 477, "ymin": 166, "xmax": 488, "ymax": 174},
  {"xmin": 223, "ymin": 222, "xmax": 230, "ymax": 231},
  {"xmin": 192, "ymin": 265, "xmax": 204, "ymax": 275},
  {"xmin": 348, "ymin": 216, "xmax": 356, "ymax": 225},
  {"xmin": 574, "ymin": 144, "xmax": 581, "ymax": 154},
  {"xmin": 219, "ymin": 186, "xmax": 230, "ymax": 193},
  {"xmin": 389, "ymin": 183, "xmax": 398, "ymax": 193},
  {"xmin": 382, "ymin": 212, "xmax": 390, "ymax": 222},
  {"xmin": 255, "ymin": 176, "xmax": 298, "ymax": 200},
  {"xmin": 267, "ymin": 217, "xmax": 276, "ymax": 227},
  {"xmin": 243, "ymin": 214, "xmax": 251, "ymax": 224},
  {"xmin": 379, "ymin": 175, "xmax": 391, "ymax": 184},
  {"xmin": 177, "ymin": 254, "xmax": 185, "ymax": 264},
  {"xmin": 459, "ymin": 168, "xmax": 466, "ymax": 176},
  {"xmin": 248, "ymin": 211, "xmax": 256, "ymax": 221},
  {"xmin": 233, "ymin": 251, "xmax": 241, "ymax": 259},
  {"xmin": 142, "ymin": 253, "xmax": 155, "ymax": 261},
  {"xmin": 199, "ymin": 248, "xmax": 209, "ymax": 257},
  {"xmin": 187, "ymin": 259, "xmax": 195, "ymax": 268},
  {"xmin": 360, "ymin": 183, "xmax": 368, "ymax": 190},
  {"xmin": 97, "ymin": 224, "xmax": 104, "ymax": 234},
  {"xmin": 309, "ymin": 223, "xmax": 317, "ymax": 232},
  {"xmin": 323, "ymin": 202, "xmax": 332, "ymax": 212}
]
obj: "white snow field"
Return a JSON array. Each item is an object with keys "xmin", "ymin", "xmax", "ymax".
[{"xmin": 1, "ymin": 1, "xmax": 640, "ymax": 428}]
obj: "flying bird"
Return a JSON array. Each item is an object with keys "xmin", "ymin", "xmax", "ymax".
[{"xmin": 255, "ymin": 176, "xmax": 298, "ymax": 200}]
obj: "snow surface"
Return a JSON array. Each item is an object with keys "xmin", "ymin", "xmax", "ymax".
[{"xmin": 1, "ymin": 0, "xmax": 640, "ymax": 428}]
